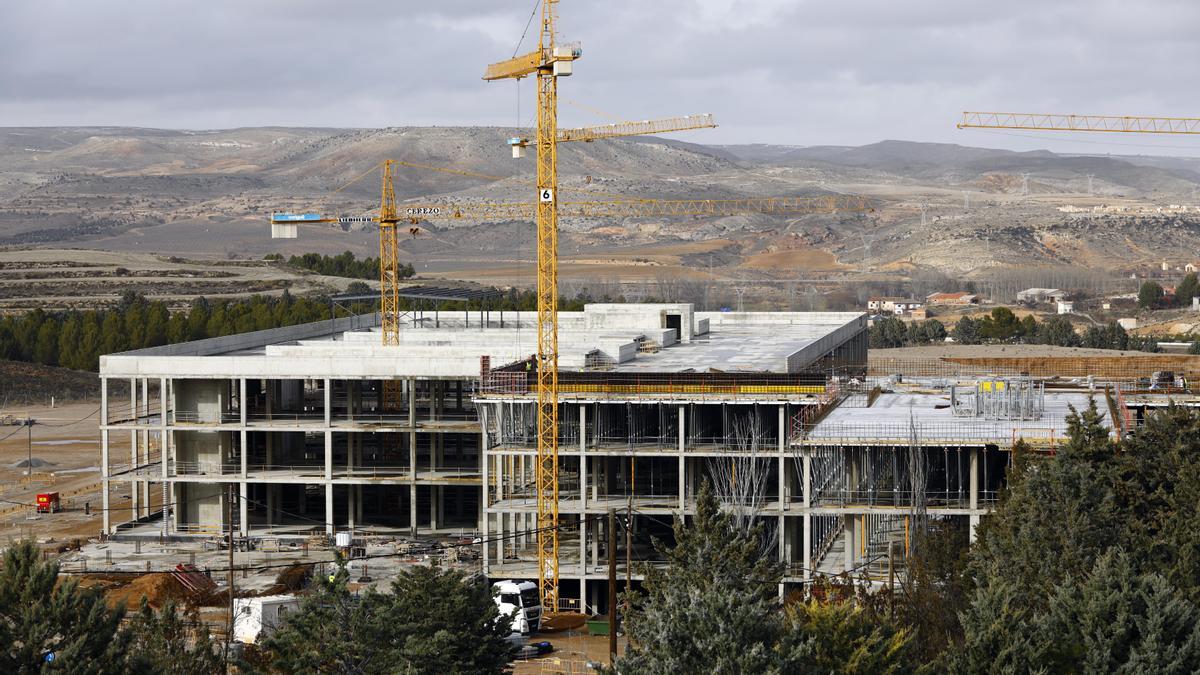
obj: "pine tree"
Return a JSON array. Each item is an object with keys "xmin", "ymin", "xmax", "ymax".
[
  {"xmin": 33, "ymin": 321, "xmax": 58, "ymax": 366},
  {"xmin": 261, "ymin": 571, "xmax": 386, "ymax": 674},
  {"xmin": 615, "ymin": 483, "xmax": 784, "ymax": 674},
  {"xmin": 1178, "ymin": 273, "xmax": 1200, "ymax": 307},
  {"xmin": 953, "ymin": 316, "xmax": 980, "ymax": 344},
  {"xmin": 125, "ymin": 599, "xmax": 222, "ymax": 673},
  {"xmin": 0, "ymin": 541, "xmax": 128, "ymax": 671},
  {"xmin": 780, "ymin": 599, "xmax": 914, "ymax": 675},
  {"xmin": 78, "ymin": 312, "xmax": 102, "ymax": 371},
  {"xmin": 1139, "ymin": 281, "xmax": 1165, "ymax": 308},
  {"xmin": 100, "ymin": 312, "xmax": 126, "ymax": 356},
  {"xmin": 57, "ymin": 314, "xmax": 82, "ymax": 370},
  {"xmin": 263, "ymin": 563, "xmax": 511, "ymax": 674},
  {"xmin": 967, "ymin": 400, "xmax": 1122, "ymax": 605},
  {"xmin": 144, "ymin": 302, "xmax": 170, "ymax": 347},
  {"xmin": 944, "ymin": 582, "xmax": 1042, "ymax": 673},
  {"xmin": 378, "ymin": 564, "xmax": 513, "ymax": 674}
]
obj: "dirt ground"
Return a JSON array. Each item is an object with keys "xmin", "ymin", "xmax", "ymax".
[
  {"xmin": 0, "ymin": 399, "xmax": 109, "ymax": 541},
  {"xmin": 513, "ymin": 629, "xmax": 627, "ymax": 674}
]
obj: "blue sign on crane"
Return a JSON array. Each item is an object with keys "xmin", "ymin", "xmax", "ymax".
[{"xmin": 271, "ymin": 212, "xmax": 322, "ymax": 222}]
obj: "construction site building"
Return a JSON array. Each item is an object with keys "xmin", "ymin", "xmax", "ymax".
[{"xmin": 98, "ymin": 301, "xmax": 1119, "ymax": 611}]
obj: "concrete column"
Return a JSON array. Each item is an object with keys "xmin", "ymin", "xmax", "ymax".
[
  {"xmin": 170, "ymin": 482, "xmax": 179, "ymax": 531},
  {"xmin": 348, "ymin": 483, "xmax": 356, "ymax": 531},
  {"xmin": 266, "ymin": 484, "xmax": 275, "ymax": 529},
  {"xmin": 481, "ymin": 403, "xmax": 493, "ymax": 571},
  {"xmin": 495, "ymin": 511, "xmax": 505, "ymax": 570},
  {"xmin": 410, "ymin": 484, "xmax": 418, "ymax": 536},
  {"xmin": 590, "ymin": 518, "xmax": 599, "ymax": 570},
  {"xmin": 324, "ymin": 432, "xmax": 333, "ymax": 481},
  {"xmin": 518, "ymin": 455, "xmax": 527, "ymax": 548},
  {"xmin": 101, "ymin": 376, "xmax": 111, "ymax": 534},
  {"xmin": 969, "ymin": 448, "xmax": 980, "ymax": 543},
  {"xmin": 160, "ymin": 378, "xmax": 169, "ymax": 536},
  {"xmin": 239, "ymin": 482, "xmax": 249, "ymax": 536},
  {"xmin": 580, "ymin": 405, "xmax": 588, "ymax": 510},
  {"xmin": 778, "ymin": 405, "xmax": 786, "ymax": 509},
  {"xmin": 480, "ymin": 404, "xmax": 491, "ymax": 538},
  {"xmin": 141, "ymin": 378, "xmax": 150, "ymax": 518},
  {"xmin": 843, "ymin": 514, "xmax": 855, "ymax": 573},
  {"xmin": 323, "ymin": 378, "xmax": 332, "ymax": 427},
  {"xmin": 969, "ymin": 448, "xmax": 979, "ymax": 510},
  {"xmin": 325, "ymin": 484, "xmax": 334, "ymax": 536},
  {"xmin": 409, "ymin": 378, "xmax": 418, "ymax": 537},
  {"xmin": 239, "ymin": 379, "xmax": 248, "ymax": 483},
  {"xmin": 848, "ymin": 450, "xmax": 859, "ymax": 505},
  {"xmin": 778, "ymin": 514, "xmax": 786, "ymax": 572},
  {"xmin": 802, "ymin": 448, "xmax": 812, "ymax": 580},
  {"xmin": 580, "ymin": 513, "xmax": 587, "ymax": 578},
  {"xmin": 678, "ymin": 405, "xmax": 686, "ymax": 510},
  {"xmin": 130, "ymin": 378, "xmax": 139, "ymax": 518}
]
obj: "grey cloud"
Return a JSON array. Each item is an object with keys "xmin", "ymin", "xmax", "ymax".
[{"xmin": 2, "ymin": 0, "xmax": 1199, "ymax": 157}]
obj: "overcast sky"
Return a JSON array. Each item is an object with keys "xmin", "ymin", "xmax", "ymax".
[{"xmin": 4, "ymin": 0, "xmax": 1200, "ymax": 155}]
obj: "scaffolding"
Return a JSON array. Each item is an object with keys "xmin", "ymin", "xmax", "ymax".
[{"xmin": 950, "ymin": 379, "xmax": 1045, "ymax": 420}]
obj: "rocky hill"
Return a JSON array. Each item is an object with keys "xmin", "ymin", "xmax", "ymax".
[{"xmin": 4, "ymin": 127, "xmax": 1200, "ymax": 279}]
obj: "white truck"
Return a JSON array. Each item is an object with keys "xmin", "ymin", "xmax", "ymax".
[{"xmin": 493, "ymin": 579, "xmax": 542, "ymax": 634}]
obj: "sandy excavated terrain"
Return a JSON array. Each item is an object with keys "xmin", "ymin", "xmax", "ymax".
[{"xmin": 0, "ymin": 400, "xmax": 111, "ymax": 541}]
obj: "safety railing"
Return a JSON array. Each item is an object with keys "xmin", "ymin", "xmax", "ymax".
[
  {"xmin": 244, "ymin": 412, "xmax": 326, "ymax": 423},
  {"xmin": 170, "ymin": 411, "xmax": 241, "ymax": 425},
  {"xmin": 809, "ymin": 489, "xmax": 999, "ymax": 509},
  {"xmin": 793, "ymin": 422, "xmax": 1096, "ymax": 448}
]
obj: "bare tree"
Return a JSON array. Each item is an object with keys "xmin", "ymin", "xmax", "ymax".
[
  {"xmin": 906, "ymin": 413, "xmax": 928, "ymax": 559},
  {"xmin": 706, "ymin": 411, "xmax": 778, "ymax": 556}
]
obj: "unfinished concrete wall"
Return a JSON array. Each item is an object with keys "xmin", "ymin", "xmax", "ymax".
[
  {"xmin": 175, "ymin": 430, "xmax": 232, "ymax": 474},
  {"xmin": 174, "ymin": 379, "xmax": 228, "ymax": 423}
]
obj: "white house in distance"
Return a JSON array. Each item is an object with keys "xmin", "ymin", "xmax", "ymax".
[
  {"xmin": 1017, "ymin": 288, "xmax": 1067, "ymax": 305},
  {"xmin": 1057, "ymin": 300, "xmax": 1075, "ymax": 315},
  {"xmin": 867, "ymin": 297, "xmax": 924, "ymax": 315}
]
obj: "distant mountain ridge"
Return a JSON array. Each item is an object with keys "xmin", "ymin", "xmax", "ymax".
[
  {"xmin": 714, "ymin": 139, "xmax": 1200, "ymax": 190},
  {"xmin": 4, "ymin": 128, "xmax": 1200, "ymax": 275}
]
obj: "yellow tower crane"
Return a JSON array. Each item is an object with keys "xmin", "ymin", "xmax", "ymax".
[
  {"xmin": 272, "ymin": 186, "xmax": 873, "ymax": 600},
  {"xmin": 271, "ymin": 159, "xmax": 505, "ymax": 409},
  {"xmin": 480, "ymin": 0, "xmax": 734, "ymax": 612},
  {"xmin": 957, "ymin": 110, "xmax": 1200, "ymax": 203},
  {"xmin": 958, "ymin": 111, "xmax": 1200, "ymax": 135}
]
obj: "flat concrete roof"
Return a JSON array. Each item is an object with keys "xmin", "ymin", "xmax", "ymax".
[
  {"xmin": 805, "ymin": 390, "xmax": 1111, "ymax": 446},
  {"xmin": 100, "ymin": 304, "xmax": 866, "ymax": 380}
]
